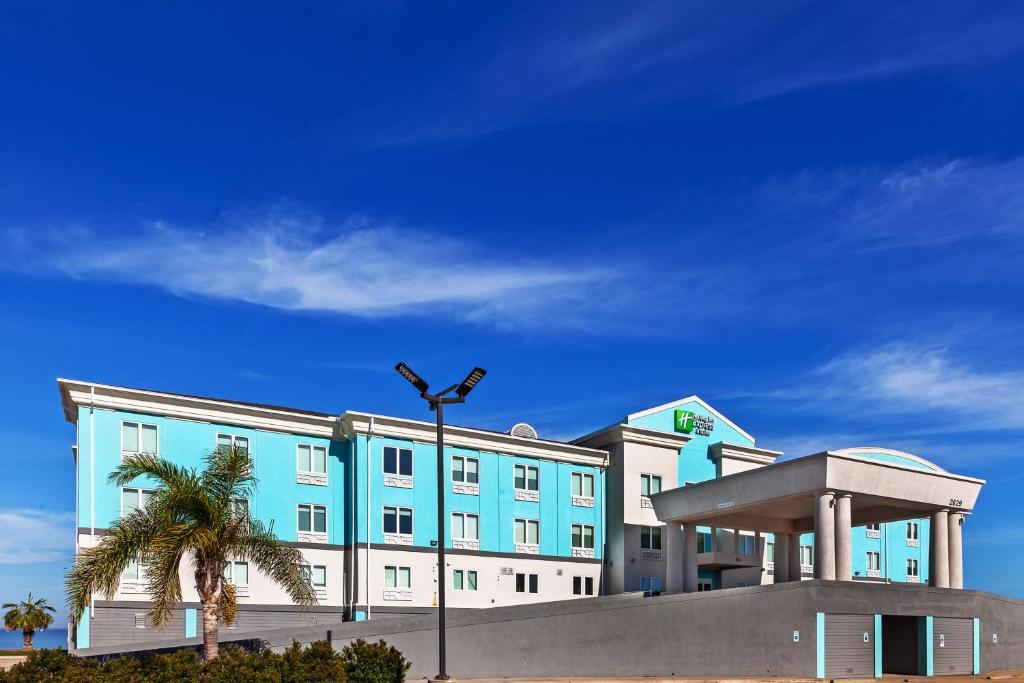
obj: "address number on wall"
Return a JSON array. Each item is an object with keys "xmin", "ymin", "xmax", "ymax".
[{"xmin": 949, "ymin": 498, "xmax": 963, "ymax": 507}]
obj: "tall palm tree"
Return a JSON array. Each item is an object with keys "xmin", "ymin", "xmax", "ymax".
[
  {"xmin": 3, "ymin": 593, "xmax": 56, "ymax": 650},
  {"xmin": 66, "ymin": 444, "xmax": 317, "ymax": 660}
]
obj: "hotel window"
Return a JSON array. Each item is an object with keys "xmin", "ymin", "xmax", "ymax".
[
  {"xmin": 297, "ymin": 444, "xmax": 327, "ymax": 475},
  {"xmin": 297, "ymin": 504, "xmax": 327, "ymax": 534},
  {"xmin": 384, "ymin": 566, "xmax": 411, "ymax": 589},
  {"xmin": 514, "ymin": 464, "xmax": 539, "ymax": 491},
  {"xmin": 121, "ymin": 488, "xmax": 155, "ymax": 516},
  {"xmin": 573, "ymin": 576, "xmax": 595, "ymax": 596},
  {"xmin": 697, "ymin": 530, "xmax": 713, "ymax": 553},
  {"xmin": 906, "ymin": 558, "xmax": 919, "ymax": 579},
  {"xmin": 640, "ymin": 474, "xmax": 662, "ymax": 497},
  {"xmin": 907, "ymin": 521, "xmax": 919, "ymax": 542},
  {"xmin": 515, "ymin": 573, "xmax": 538, "ymax": 593},
  {"xmin": 383, "ymin": 446, "xmax": 413, "ymax": 477},
  {"xmin": 453, "ymin": 569, "xmax": 478, "ymax": 591},
  {"xmin": 217, "ymin": 433, "xmax": 249, "ymax": 454},
  {"xmin": 122, "ymin": 558, "xmax": 143, "ymax": 581},
  {"xmin": 451, "ymin": 456, "xmax": 479, "ymax": 484},
  {"xmin": 514, "ymin": 518, "xmax": 539, "ymax": 545},
  {"xmin": 866, "ymin": 523, "xmax": 881, "ymax": 538},
  {"xmin": 571, "ymin": 524, "xmax": 595, "ymax": 550},
  {"xmin": 640, "ymin": 525, "xmax": 662, "ymax": 550},
  {"xmin": 800, "ymin": 545, "xmax": 813, "ymax": 567},
  {"xmin": 571, "ymin": 472, "xmax": 595, "ymax": 498},
  {"xmin": 383, "ymin": 506, "xmax": 414, "ymax": 535},
  {"xmin": 866, "ymin": 551, "xmax": 881, "ymax": 575},
  {"xmin": 452, "ymin": 512, "xmax": 479, "ymax": 541},
  {"xmin": 737, "ymin": 534, "xmax": 756, "ymax": 556},
  {"xmin": 222, "ymin": 561, "xmax": 249, "ymax": 587},
  {"xmin": 766, "ymin": 542, "xmax": 775, "ymax": 563},
  {"xmin": 640, "ymin": 576, "xmax": 662, "ymax": 592},
  {"xmin": 122, "ymin": 421, "xmax": 158, "ymax": 456},
  {"xmin": 300, "ymin": 564, "xmax": 327, "ymax": 588}
]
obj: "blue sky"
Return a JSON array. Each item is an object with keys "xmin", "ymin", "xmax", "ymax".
[{"xmin": 2, "ymin": 1, "xmax": 1024, "ymax": 621}]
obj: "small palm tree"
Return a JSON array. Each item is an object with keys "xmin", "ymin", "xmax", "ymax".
[
  {"xmin": 3, "ymin": 593, "xmax": 56, "ymax": 650},
  {"xmin": 66, "ymin": 444, "xmax": 317, "ymax": 660}
]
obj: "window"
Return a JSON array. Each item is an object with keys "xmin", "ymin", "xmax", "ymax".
[
  {"xmin": 866, "ymin": 551, "xmax": 881, "ymax": 573},
  {"xmin": 571, "ymin": 523, "xmax": 595, "ymax": 549},
  {"xmin": 514, "ymin": 518, "xmax": 539, "ymax": 545},
  {"xmin": 297, "ymin": 504, "xmax": 327, "ymax": 534},
  {"xmin": 121, "ymin": 488, "xmax": 155, "ymax": 516},
  {"xmin": 866, "ymin": 522, "xmax": 881, "ymax": 538},
  {"xmin": 451, "ymin": 456, "xmax": 479, "ymax": 484},
  {"xmin": 383, "ymin": 506, "xmax": 413, "ymax": 535},
  {"xmin": 515, "ymin": 572, "xmax": 538, "ymax": 593},
  {"xmin": 300, "ymin": 564, "xmax": 327, "ymax": 587},
  {"xmin": 383, "ymin": 446, "xmax": 413, "ymax": 477},
  {"xmin": 451, "ymin": 512, "xmax": 479, "ymax": 540},
  {"xmin": 907, "ymin": 521, "xmax": 919, "ymax": 541},
  {"xmin": 122, "ymin": 421, "xmax": 158, "ymax": 456},
  {"xmin": 384, "ymin": 565, "xmax": 411, "ymax": 588},
  {"xmin": 867, "ymin": 523, "xmax": 880, "ymax": 531},
  {"xmin": 217, "ymin": 434, "xmax": 249, "ymax": 453},
  {"xmin": 640, "ymin": 576, "xmax": 662, "ymax": 592},
  {"xmin": 697, "ymin": 579, "xmax": 713, "ymax": 592},
  {"xmin": 514, "ymin": 464, "xmax": 539, "ymax": 491},
  {"xmin": 571, "ymin": 472, "xmax": 595, "ymax": 498},
  {"xmin": 697, "ymin": 531, "xmax": 713, "ymax": 553},
  {"xmin": 640, "ymin": 474, "xmax": 662, "ymax": 497},
  {"xmin": 223, "ymin": 561, "xmax": 249, "ymax": 586},
  {"xmin": 906, "ymin": 558, "xmax": 919, "ymax": 579},
  {"xmin": 453, "ymin": 569, "xmax": 478, "ymax": 591},
  {"xmin": 573, "ymin": 576, "xmax": 595, "ymax": 596},
  {"xmin": 800, "ymin": 545, "xmax": 813, "ymax": 567},
  {"xmin": 122, "ymin": 558, "xmax": 142, "ymax": 581},
  {"xmin": 737, "ymin": 534, "xmax": 756, "ymax": 556},
  {"xmin": 640, "ymin": 525, "xmax": 662, "ymax": 550},
  {"xmin": 766, "ymin": 542, "xmax": 775, "ymax": 563},
  {"xmin": 297, "ymin": 444, "xmax": 327, "ymax": 475}
]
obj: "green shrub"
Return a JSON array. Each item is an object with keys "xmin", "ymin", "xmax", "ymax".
[
  {"xmin": 281, "ymin": 640, "xmax": 345, "ymax": 683},
  {"xmin": 1, "ymin": 648, "xmax": 99, "ymax": 682},
  {"xmin": 202, "ymin": 645, "xmax": 282, "ymax": 683},
  {"xmin": 339, "ymin": 639, "xmax": 410, "ymax": 683}
]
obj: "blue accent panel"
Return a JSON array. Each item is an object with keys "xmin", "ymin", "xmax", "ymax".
[
  {"xmin": 849, "ymin": 518, "xmax": 930, "ymax": 582},
  {"xmin": 184, "ymin": 608, "xmax": 197, "ymax": 638},
  {"xmin": 874, "ymin": 614, "xmax": 882, "ymax": 678},
  {"xmin": 845, "ymin": 450, "xmax": 940, "ymax": 472},
  {"xmin": 816, "ymin": 612, "xmax": 825, "ymax": 678},
  {"xmin": 76, "ymin": 607, "xmax": 90, "ymax": 649},
  {"xmin": 973, "ymin": 618, "xmax": 981, "ymax": 674},
  {"xmin": 354, "ymin": 610, "xmax": 367, "ymax": 622},
  {"xmin": 925, "ymin": 616, "xmax": 935, "ymax": 676}
]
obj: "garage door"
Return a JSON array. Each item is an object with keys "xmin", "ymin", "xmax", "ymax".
[
  {"xmin": 933, "ymin": 617, "xmax": 973, "ymax": 676},
  {"xmin": 825, "ymin": 614, "xmax": 875, "ymax": 678}
]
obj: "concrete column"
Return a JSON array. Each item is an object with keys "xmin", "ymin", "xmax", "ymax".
[
  {"xmin": 732, "ymin": 528, "xmax": 740, "ymax": 554},
  {"xmin": 787, "ymin": 532, "xmax": 802, "ymax": 582},
  {"xmin": 835, "ymin": 494, "xmax": 853, "ymax": 581},
  {"xmin": 710, "ymin": 526, "xmax": 717, "ymax": 552},
  {"xmin": 664, "ymin": 521, "xmax": 684, "ymax": 593},
  {"xmin": 774, "ymin": 532, "xmax": 790, "ymax": 583},
  {"xmin": 682, "ymin": 524, "xmax": 699, "ymax": 593},
  {"xmin": 814, "ymin": 491, "xmax": 836, "ymax": 580},
  {"xmin": 930, "ymin": 509, "xmax": 950, "ymax": 588},
  {"xmin": 948, "ymin": 512, "xmax": 964, "ymax": 589}
]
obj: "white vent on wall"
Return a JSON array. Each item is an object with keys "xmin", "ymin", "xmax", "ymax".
[
  {"xmin": 556, "ymin": 568, "xmax": 563, "ymax": 576},
  {"xmin": 134, "ymin": 613, "xmax": 146, "ymax": 629},
  {"xmin": 500, "ymin": 567, "xmax": 514, "ymax": 576},
  {"xmin": 509, "ymin": 423, "xmax": 538, "ymax": 439}
]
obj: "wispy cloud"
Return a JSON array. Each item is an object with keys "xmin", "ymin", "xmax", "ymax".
[
  {"xmin": 377, "ymin": 2, "xmax": 1024, "ymax": 144},
  {"xmin": 0, "ymin": 509, "xmax": 75, "ymax": 564}
]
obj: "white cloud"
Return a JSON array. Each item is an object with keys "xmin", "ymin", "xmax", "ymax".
[{"xmin": 0, "ymin": 509, "xmax": 75, "ymax": 564}]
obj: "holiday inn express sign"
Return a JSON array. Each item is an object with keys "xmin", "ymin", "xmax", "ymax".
[{"xmin": 675, "ymin": 409, "xmax": 715, "ymax": 437}]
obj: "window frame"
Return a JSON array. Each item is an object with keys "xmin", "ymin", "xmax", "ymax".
[
  {"xmin": 640, "ymin": 473, "xmax": 662, "ymax": 497},
  {"xmin": 121, "ymin": 420, "xmax": 159, "ymax": 457},
  {"xmin": 217, "ymin": 433, "xmax": 250, "ymax": 454},
  {"xmin": 383, "ymin": 505, "xmax": 414, "ymax": 536},
  {"xmin": 223, "ymin": 560, "xmax": 250, "ymax": 587},
  {"xmin": 513, "ymin": 463, "xmax": 540, "ymax": 491},
  {"xmin": 383, "ymin": 445, "xmax": 414, "ymax": 477},
  {"xmin": 384, "ymin": 565, "xmax": 411, "ymax": 589},
  {"xmin": 907, "ymin": 521, "xmax": 919, "ymax": 540},
  {"xmin": 121, "ymin": 487, "xmax": 156, "ymax": 517},
  {"xmin": 866, "ymin": 550, "xmax": 881, "ymax": 572},
  {"xmin": 906, "ymin": 558, "xmax": 919, "ymax": 578},
  {"xmin": 451, "ymin": 512, "xmax": 480, "ymax": 541},
  {"xmin": 297, "ymin": 503, "xmax": 328, "ymax": 535},
  {"xmin": 640, "ymin": 525, "xmax": 662, "ymax": 550},
  {"xmin": 571, "ymin": 472, "xmax": 595, "ymax": 499},
  {"xmin": 296, "ymin": 443, "xmax": 328, "ymax": 475},
  {"xmin": 571, "ymin": 523, "xmax": 595, "ymax": 550},
  {"xmin": 737, "ymin": 533, "xmax": 756, "ymax": 556},
  {"xmin": 451, "ymin": 455, "xmax": 480, "ymax": 484},
  {"xmin": 514, "ymin": 518, "xmax": 540, "ymax": 545}
]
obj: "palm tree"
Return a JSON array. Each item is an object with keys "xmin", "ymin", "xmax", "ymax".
[
  {"xmin": 3, "ymin": 593, "xmax": 56, "ymax": 650},
  {"xmin": 66, "ymin": 444, "xmax": 317, "ymax": 660}
]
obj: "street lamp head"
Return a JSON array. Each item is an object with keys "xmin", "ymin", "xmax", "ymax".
[
  {"xmin": 395, "ymin": 362, "xmax": 430, "ymax": 393},
  {"xmin": 455, "ymin": 367, "xmax": 487, "ymax": 398}
]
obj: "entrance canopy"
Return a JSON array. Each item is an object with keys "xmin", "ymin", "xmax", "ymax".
[{"xmin": 650, "ymin": 448, "xmax": 982, "ymax": 533}]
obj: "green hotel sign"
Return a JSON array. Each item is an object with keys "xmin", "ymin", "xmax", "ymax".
[{"xmin": 674, "ymin": 409, "xmax": 715, "ymax": 437}]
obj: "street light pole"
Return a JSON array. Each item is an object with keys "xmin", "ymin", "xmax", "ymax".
[{"xmin": 394, "ymin": 363, "xmax": 486, "ymax": 681}]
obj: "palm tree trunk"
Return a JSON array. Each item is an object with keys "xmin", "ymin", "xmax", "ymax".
[
  {"xmin": 22, "ymin": 630, "xmax": 32, "ymax": 650},
  {"xmin": 201, "ymin": 599, "xmax": 219, "ymax": 660}
]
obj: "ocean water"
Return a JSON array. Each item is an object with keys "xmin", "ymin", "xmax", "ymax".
[{"xmin": 0, "ymin": 628, "xmax": 67, "ymax": 650}]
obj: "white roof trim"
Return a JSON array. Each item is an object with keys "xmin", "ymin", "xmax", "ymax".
[
  {"xmin": 831, "ymin": 447, "xmax": 948, "ymax": 474},
  {"xmin": 625, "ymin": 395, "xmax": 756, "ymax": 444}
]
